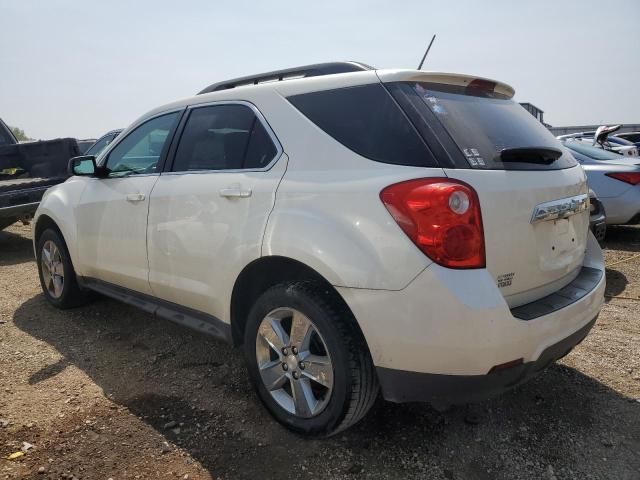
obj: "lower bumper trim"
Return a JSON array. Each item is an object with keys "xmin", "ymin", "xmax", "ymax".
[
  {"xmin": 377, "ymin": 315, "xmax": 597, "ymax": 406},
  {"xmin": 511, "ymin": 266, "xmax": 603, "ymax": 321}
]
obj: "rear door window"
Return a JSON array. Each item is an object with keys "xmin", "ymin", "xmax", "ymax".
[
  {"xmin": 171, "ymin": 104, "xmax": 278, "ymax": 172},
  {"xmin": 287, "ymin": 84, "xmax": 438, "ymax": 167},
  {"xmin": 387, "ymin": 82, "xmax": 577, "ymax": 171}
]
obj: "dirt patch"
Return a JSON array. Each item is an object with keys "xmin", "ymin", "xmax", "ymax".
[{"xmin": 1, "ymin": 223, "xmax": 639, "ymax": 479}]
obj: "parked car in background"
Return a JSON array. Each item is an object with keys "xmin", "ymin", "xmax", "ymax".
[
  {"xmin": 76, "ymin": 138, "xmax": 97, "ymax": 153},
  {"xmin": 84, "ymin": 129, "xmax": 123, "ymax": 156},
  {"xmin": 558, "ymin": 126, "xmax": 639, "ymax": 157},
  {"xmin": 33, "ymin": 62, "xmax": 605, "ymax": 435},
  {"xmin": 0, "ymin": 117, "xmax": 82, "ymax": 231},
  {"xmin": 0, "ymin": 117, "xmax": 18, "ymax": 146},
  {"xmin": 614, "ymin": 131, "xmax": 640, "ymax": 148},
  {"xmin": 600, "ymin": 135, "xmax": 639, "ymax": 156},
  {"xmin": 563, "ymin": 140, "xmax": 640, "ymax": 225},
  {"xmin": 588, "ymin": 189, "xmax": 606, "ymax": 241}
]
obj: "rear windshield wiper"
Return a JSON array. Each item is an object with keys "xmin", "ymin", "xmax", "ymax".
[{"xmin": 498, "ymin": 147, "xmax": 563, "ymax": 165}]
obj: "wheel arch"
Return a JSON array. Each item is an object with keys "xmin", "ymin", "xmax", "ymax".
[
  {"xmin": 230, "ymin": 255, "xmax": 369, "ymax": 350},
  {"xmin": 34, "ymin": 214, "xmax": 63, "ymax": 244},
  {"xmin": 33, "ymin": 213, "xmax": 78, "ymax": 266}
]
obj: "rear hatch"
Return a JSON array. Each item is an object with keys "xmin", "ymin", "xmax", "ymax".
[{"xmin": 381, "ymin": 72, "xmax": 589, "ymax": 307}]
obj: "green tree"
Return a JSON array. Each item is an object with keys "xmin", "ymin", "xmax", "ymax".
[{"xmin": 10, "ymin": 126, "xmax": 32, "ymax": 142}]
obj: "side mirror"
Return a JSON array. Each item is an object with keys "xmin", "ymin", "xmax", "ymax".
[{"xmin": 68, "ymin": 155, "xmax": 98, "ymax": 176}]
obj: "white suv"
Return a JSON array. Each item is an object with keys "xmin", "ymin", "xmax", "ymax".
[{"xmin": 33, "ymin": 62, "xmax": 605, "ymax": 435}]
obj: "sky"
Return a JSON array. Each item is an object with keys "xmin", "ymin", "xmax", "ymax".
[{"xmin": 1, "ymin": 0, "xmax": 639, "ymax": 140}]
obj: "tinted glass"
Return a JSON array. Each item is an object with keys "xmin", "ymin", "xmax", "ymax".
[
  {"xmin": 0, "ymin": 130, "xmax": 12, "ymax": 145},
  {"xmin": 620, "ymin": 133, "xmax": 640, "ymax": 143},
  {"xmin": 105, "ymin": 113, "xmax": 178, "ymax": 176},
  {"xmin": 0, "ymin": 122, "xmax": 15, "ymax": 145},
  {"xmin": 563, "ymin": 140, "xmax": 623, "ymax": 160},
  {"xmin": 172, "ymin": 104, "xmax": 277, "ymax": 172},
  {"xmin": 400, "ymin": 82, "xmax": 577, "ymax": 170},
  {"xmin": 287, "ymin": 84, "xmax": 437, "ymax": 167},
  {"xmin": 86, "ymin": 131, "xmax": 119, "ymax": 156}
]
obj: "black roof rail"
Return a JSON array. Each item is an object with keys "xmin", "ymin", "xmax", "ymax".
[{"xmin": 197, "ymin": 61, "xmax": 374, "ymax": 95}]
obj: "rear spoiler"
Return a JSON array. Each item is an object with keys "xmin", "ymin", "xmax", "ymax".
[{"xmin": 376, "ymin": 70, "xmax": 515, "ymax": 99}]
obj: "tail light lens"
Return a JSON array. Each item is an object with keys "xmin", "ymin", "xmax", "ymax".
[
  {"xmin": 605, "ymin": 172, "xmax": 640, "ymax": 185},
  {"xmin": 380, "ymin": 178, "xmax": 485, "ymax": 269}
]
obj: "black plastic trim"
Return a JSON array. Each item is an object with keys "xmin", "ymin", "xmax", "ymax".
[
  {"xmin": 377, "ymin": 315, "xmax": 597, "ymax": 406},
  {"xmin": 384, "ymin": 82, "xmax": 464, "ymax": 169},
  {"xmin": 198, "ymin": 61, "xmax": 372, "ymax": 94},
  {"xmin": 80, "ymin": 277, "xmax": 232, "ymax": 343},
  {"xmin": 510, "ymin": 266, "xmax": 603, "ymax": 321}
]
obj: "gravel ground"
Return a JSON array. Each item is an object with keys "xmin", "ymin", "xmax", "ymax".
[{"xmin": 0, "ymin": 222, "xmax": 639, "ymax": 480}]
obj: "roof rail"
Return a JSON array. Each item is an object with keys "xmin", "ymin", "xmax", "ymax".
[{"xmin": 197, "ymin": 61, "xmax": 374, "ymax": 95}]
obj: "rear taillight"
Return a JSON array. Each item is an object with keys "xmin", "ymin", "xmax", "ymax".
[
  {"xmin": 605, "ymin": 172, "xmax": 640, "ymax": 185},
  {"xmin": 380, "ymin": 178, "xmax": 485, "ymax": 269},
  {"xmin": 467, "ymin": 79, "xmax": 497, "ymax": 93}
]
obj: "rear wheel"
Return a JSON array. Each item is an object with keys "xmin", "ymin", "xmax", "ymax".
[
  {"xmin": 36, "ymin": 228, "xmax": 90, "ymax": 309},
  {"xmin": 244, "ymin": 281, "xmax": 378, "ymax": 436}
]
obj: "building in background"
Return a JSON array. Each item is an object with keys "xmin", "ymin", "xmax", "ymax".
[
  {"xmin": 519, "ymin": 102, "xmax": 639, "ymax": 136},
  {"xmin": 519, "ymin": 103, "xmax": 547, "ymax": 126}
]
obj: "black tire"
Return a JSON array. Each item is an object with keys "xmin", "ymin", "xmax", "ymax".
[
  {"xmin": 244, "ymin": 281, "xmax": 379, "ymax": 436},
  {"xmin": 36, "ymin": 228, "xmax": 91, "ymax": 309}
]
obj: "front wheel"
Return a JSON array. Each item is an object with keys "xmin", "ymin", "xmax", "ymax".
[
  {"xmin": 244, "ymin": 281, "xmax": 378, "ymax": 436},
  {"xmin": 36, "ymin": 228, "xmax": 91, "ymax": 309}
]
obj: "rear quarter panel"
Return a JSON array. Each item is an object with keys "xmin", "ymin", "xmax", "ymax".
[{"xmin": 260, "ymin": 92, "xmax": 438, "ymax": 290}]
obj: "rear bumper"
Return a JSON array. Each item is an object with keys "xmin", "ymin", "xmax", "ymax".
[
  {"xmin": 0, "ymin": 183, "xmax": 57, "ymax": 220},
  {"xmin": 376, "ymin": 315, "xmax": 596, "ymax": 405},
  {"xmin": 337, "ymin": 233, "xmax": 605, "ymax": 404}
]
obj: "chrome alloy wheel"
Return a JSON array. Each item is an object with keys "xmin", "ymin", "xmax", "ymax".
[
  {"xmin": 41, "ymin": 240, "xmax": 64, "ymax": 299},
  {"xmin": 255, "ymin": 308, "xmax": 334, "ymax": 418}
]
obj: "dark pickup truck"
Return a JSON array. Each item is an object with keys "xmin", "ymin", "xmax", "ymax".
[{"xmin": 0, "ymin": 118, "xmax": 79, "ymax": 230}]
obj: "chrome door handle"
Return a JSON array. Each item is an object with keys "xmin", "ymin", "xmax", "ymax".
[
  {"xmin": 126, "ymin": 193, "xmax": 145, "ymax": 202},
  {"xmin": 219, "ymin": 187, "xmax": 252, "ymax": 198}
]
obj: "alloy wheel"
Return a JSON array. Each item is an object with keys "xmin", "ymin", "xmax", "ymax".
[
  {"xmin": 255, "ymin": 307, "xmax": 334, "ymax": 418},
  {"xmin": 41, "ymin": 240, "xmax": 64, "ymax": 299}
]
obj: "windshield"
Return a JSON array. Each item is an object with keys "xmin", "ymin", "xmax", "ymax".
[
  {"xmin": 563, "ymin": 140, "xmax": 622, "ymax": 160},
  {"xmin": 407, "ymin": 82, "xmax": 577, "ymax": 170},
  {"xmin": 86, "ymin": 131, "xmax": 120, "ymax": 156}
]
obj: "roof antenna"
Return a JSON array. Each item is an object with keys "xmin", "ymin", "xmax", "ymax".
[{"xmin": 417, "ymin": 34, "xmax": 436, "ymax": 70}]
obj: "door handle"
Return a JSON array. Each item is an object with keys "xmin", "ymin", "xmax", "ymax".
[
  {"xmin": 126, "ymin": 193, "xmax": 145, "ymax": 202},
  {"xmin": 219, "ymin": 187, "xmax": 252, "ymax": 198}
]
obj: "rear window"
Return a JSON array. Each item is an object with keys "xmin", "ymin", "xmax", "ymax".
[
  {"xmin": 389, "ymin": 82, "xmax": 577, "ymax": 171},
  {"xmin": 287, "ymin": 84, "xmax": 438, "ymax": 167}
]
